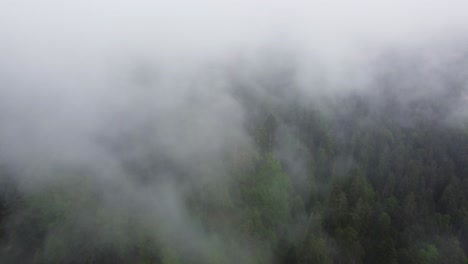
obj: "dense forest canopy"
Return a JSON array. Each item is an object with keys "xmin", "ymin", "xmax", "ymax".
[
  {"xmin": 0, "ymin": 42, "xmax": 467, "ymax": 263},
  {"xmin": 1, "ymin": 1, "xmax": 468, "ymax": 263}
]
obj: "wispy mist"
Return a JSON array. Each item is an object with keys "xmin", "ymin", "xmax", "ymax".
[{"xmin": 1, "ymin": 0, "xmax": 468, "ymax": 263}]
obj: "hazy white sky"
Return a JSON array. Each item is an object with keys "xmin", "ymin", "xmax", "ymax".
[{"xmin": 1, "ymin": 0, "xmax": 468, "ymax": 59}]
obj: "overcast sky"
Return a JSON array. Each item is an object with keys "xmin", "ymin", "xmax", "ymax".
[{"xmin": 1, "ymin": 0, "xmax": 468, "ymax": 58}]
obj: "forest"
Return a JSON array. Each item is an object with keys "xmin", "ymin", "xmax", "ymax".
[{"xmin": 0, "ymin": 45, "xmax": 467, "ymax": 264}]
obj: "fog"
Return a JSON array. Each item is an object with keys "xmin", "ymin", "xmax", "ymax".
[{"xmin": 0, "ymin": 0, "xmax": 468, "ymax": 263}]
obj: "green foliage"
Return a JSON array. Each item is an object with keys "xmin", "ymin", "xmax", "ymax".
[
  {"xmin": 239, "ymin": 153, "xmax": 291, "ymax": 244},
  {"xmin": 2, "ymin": 90, "xmax": 468, "ymax": 263},
  {"xmin": 417, "ymin": 244, "xmax": 439, "ymax": 264},
  {"xmin": 299, "ymin": 235, "xmax": 331, "ymax": 264}
]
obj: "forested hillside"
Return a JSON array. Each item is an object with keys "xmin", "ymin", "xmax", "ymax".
[{"xmin": 0, "ymin": 47, "xmax": 468, "ymax": 264}]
